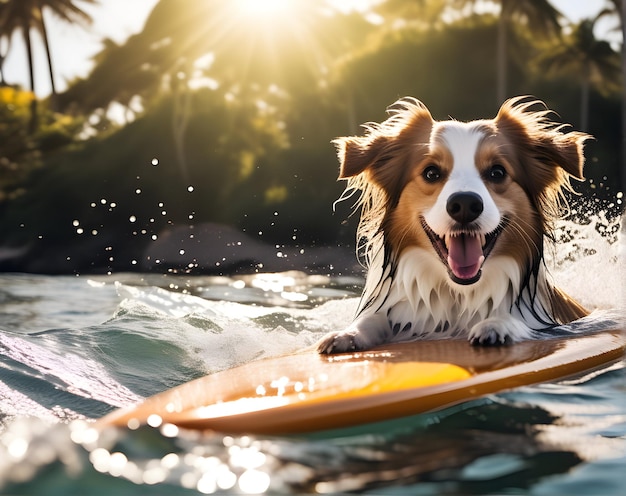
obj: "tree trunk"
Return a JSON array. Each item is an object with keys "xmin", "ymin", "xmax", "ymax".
[
  {"xmin": 621, "ymin": 0, "xmax": 625, "ymax": 187},
  {"xmin": 0, "ymin": 36, "xmax": 12, "ymax": 86},
  {"xmin": 23, "ymin": 24, "xmax": 37, "ymax": 134},
  {"xmin": 580, "ymin": 77, "xmax": 589, "ymax": 133},
  {"xmin": 38, "ymin": 7, "xmax": 58, "ymax": 111},
  {"xmin": 496, "ymin": 11, "xmax": 507, "ymax": 104}
]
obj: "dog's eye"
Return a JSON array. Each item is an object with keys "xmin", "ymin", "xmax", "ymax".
[
  {"xmin": 487, "ymin": 164, "xmax": 507, "ymax": 182},
  {"xmin": 422, "ymin": 165, "xmax": 442, "ymax": 183}
]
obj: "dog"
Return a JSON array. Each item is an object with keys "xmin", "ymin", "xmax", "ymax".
[{"xmin": 317, "ymin": 96, "xmax": 590, "ymax": 354}]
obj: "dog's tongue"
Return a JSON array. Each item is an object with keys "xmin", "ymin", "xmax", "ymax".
[{"xmin": 447, "ymin": 234, "xmax": 484, "ymax": 281}]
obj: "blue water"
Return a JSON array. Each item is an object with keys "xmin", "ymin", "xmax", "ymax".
[{"xmin": 0, "ymin": 215, "xmax": 624, "ymax": 494}]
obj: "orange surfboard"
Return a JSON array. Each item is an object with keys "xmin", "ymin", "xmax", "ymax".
[{"xmin": 99, "ymin": 330, "xmax": 625, "ymax": 435}]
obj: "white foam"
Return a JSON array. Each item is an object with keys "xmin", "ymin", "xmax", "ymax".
[
  {"xmin": 548, "ymin": 211, "xmax": 624, "ymax": 314},
  {"xmin": 114, "ymin": 283, "xmax": 359, "ymax": 374}
]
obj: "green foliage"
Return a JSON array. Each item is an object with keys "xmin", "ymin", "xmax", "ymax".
[
  {"xmin": 0, "ymin": 87, "xmax": 82, "ymax": 202},
  {"xmin": 0, "ymin": 88, "xmax": 39, "ymax": 201}
]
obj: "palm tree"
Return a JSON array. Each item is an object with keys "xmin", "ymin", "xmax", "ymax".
[
  {"xmin": 0, "ymin": 0, "xmax": 96, "ymax": 132},
  {"xmin": 536, "ymin": 15, "xmax": 622, "ymax": 132},
  {"xmin": 445, "ymin": 0, "xmax": 563, "ymax": 104},
  {"xmin": 0, "ymin": 34, "xmax": 8, "ymax": 85},
  {"xmin": 595, "ymin": 0, "xmax": 624, "ymax": 184},
  {"xmin": 495, "ymin": 0, "xmax": 562, "ymax": 104},
  {"xmin": 605, "ymin": 0, "xmax": 625, "ymax": 184}
]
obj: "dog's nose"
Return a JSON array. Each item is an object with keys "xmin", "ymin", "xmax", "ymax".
[{"xmin": 446, "ymin": 192, "xmax": 484, "ymax": 224}]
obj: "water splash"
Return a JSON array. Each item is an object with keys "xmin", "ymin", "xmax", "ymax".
[{"xmin": 549, "ymin": 202, "xmax": 623, "ymax": 314}]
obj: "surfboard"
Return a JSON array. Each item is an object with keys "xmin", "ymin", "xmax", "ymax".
[{"xmin": 99, "ymin": 330, "xmax": 625, "ymax": 435}]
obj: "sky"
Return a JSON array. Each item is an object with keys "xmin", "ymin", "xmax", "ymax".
[{"xmin": 1, "ymin": 0, "xmax": 621, "ymax": 98}]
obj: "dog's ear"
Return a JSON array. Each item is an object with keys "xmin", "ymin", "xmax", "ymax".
[
  {"xmin": 495, "ymin": 98, "xmax": 591, "ymax": 183},
  {"xmin": 533, "ymin": 130, "xmax": 589, "ymax": 180},
  {"xmin": 333, "ymin": 99, "xmax": 434, "ymax": 182},
  {"xmin": 333, "ymin": 135, "xmax": 390, "ymax": 179}
]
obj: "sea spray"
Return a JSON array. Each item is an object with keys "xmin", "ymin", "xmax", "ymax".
[{"xmin": 548, "ymin": 199, "xmax": 623, "ymax": 315}]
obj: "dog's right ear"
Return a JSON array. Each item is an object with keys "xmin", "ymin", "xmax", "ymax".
[
  {"xmin": 333, "ymin": 99, "xmax": 434, "ymax": 185},
  {"xmin": 333, "ymin": 135, "xmax": 390, "ymax": 179}
]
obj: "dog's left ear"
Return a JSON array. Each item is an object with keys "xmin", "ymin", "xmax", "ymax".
[
  {"xmin": 495, "ymin": 98, "xmax": 591, "ymax": 181},
  {"xmin": 533, "ymin": 130, "xmax": 590, "ymax": 180}
]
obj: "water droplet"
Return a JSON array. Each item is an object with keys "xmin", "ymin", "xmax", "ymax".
[
  {"xmin": 100, "ymin": 199, "xmax": 107, "ymax": 205},
  {"xmin": 179, "ymin": 249, "xmax": 185, "ymax": 255},
  {"xmin": 151, "ymin": 234, "xmax": 158, "ymax": 240},
  {"xmin": 135, "ymin": 188, "xmax": 142, "ymax": 194},
  {"xmin": 197, "ymin": 474, "xmax": 217, "ymax": 494},
  {"xmin": 129, "ymin": 215, "xmax": 137, "ymax": 223},
  {"xmin": 76, "ymin": 228, "xmax": 84, "ymax": 234},
  {"xmin": 187, "ymin": 185, "xmax": 194, "ymax": 193},
  {"xmin": 238, "ymin": 469, "xmax": 270, "ymax": 493},
  {"xmin": 147, "ymin": 414, "xmax": 162, "ymax": 428},
  {"xmin": 72, "ymin": 220, "xmax": 80, "ymax": 226},
  {"xmin": 151, "ymin": 158, "xmax": 159, "ymax": 166}
]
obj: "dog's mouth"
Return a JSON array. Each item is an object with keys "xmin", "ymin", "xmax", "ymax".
[{"xmin": 422, "ymin": 217, "xmax": 507, "ymax": 285}]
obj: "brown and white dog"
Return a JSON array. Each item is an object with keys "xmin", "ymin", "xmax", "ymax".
[{"xmin": 318, "ymin": 97, "xmax": 590, "ymax": 354}]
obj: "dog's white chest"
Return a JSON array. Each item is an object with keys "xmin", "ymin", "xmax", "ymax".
[{"xmin": 363, "ymin": 247, "xmax": 524, "ymax": 341}]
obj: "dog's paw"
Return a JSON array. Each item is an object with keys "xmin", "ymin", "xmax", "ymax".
[
  {"xmin": 468, "ymin": 318, "xmax": 532, "ymax": 346},
  {"xmin": 468, "ymin": 326, "xmax": 513, "ymax": 346},
  {"xmin": 316, "ymin": 330, "xmax": 364, "ymax": 354},
  {"xmin": 317, "ymin": 314, "xmax": 391, "ymax": 354}
]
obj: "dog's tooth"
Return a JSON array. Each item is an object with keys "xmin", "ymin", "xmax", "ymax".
[
  {"xmin": 480, "ymin": 233, "xmax": 486, "ymax": 247},
  {"xmin": 444, "ymin": 234, "xmax": 450, "ymax": 250}
]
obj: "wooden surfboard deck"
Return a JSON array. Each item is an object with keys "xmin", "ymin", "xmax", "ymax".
[{"xmin": 99, "ymin": 330, "xmax": 625, "ymax": 435}]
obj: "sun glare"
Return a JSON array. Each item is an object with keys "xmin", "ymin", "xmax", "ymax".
[{"xmin": 235, "ymin": 0, "xmax": 293, "ymax": 17}]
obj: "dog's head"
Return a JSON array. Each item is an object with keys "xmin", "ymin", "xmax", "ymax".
[{"xmin": 335, "ymin": 97, "xmax": 590, "ymax": 286}]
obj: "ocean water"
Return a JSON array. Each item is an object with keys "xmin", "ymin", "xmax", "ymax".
[{"xmin": 0, "ymin": 210, "xmax": 624, "ymax": 495}]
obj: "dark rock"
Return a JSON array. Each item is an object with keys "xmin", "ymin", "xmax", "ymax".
[
  {"xmin": 0, "ymin": 222, "xmax": 361, "ymax": 276},
  {"xmin": 141, "ymin": 223, "xmax": 361, "ymax": 276}
]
